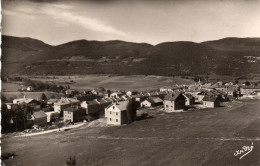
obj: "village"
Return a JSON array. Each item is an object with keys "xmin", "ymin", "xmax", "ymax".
[{"xmin": 2, "ymin": 78, "xmax": 260, "ymax": 136}]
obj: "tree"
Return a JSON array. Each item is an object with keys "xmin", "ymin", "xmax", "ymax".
[
  {"xmin": 40, "ymin": 93, "xmax": 47, "ymax": 101},
  {"xmin": 234, "ymin": 80, "xmax": 239, "ymax": 84},
  {"xmin": 50, "ymin": 95, "xmax": 56, "ymax": 99},
  {"xmin": 126, "ymin": 99, "xmax": 138, "ymax": 124},
  {"xmin": 66, "ymin": 156, "xmax": 76, "ymax": 166},
  {"xmin": 56, "ymin": 121, "xmax": 64, "ymax": 131},
  {"xmin": 244, "ymin": 81, "xmax": 250, "ymax": 86}
]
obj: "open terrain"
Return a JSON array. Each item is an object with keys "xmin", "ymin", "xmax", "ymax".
[
  {"xmin": 2, "ymin": 99, "xmax": 260, "ymax": 166},
  {"xmin": 25, "ymin": 75, "xmax": 195, "ymax": 91}
]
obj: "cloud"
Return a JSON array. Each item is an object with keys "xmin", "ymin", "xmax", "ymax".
[{"xmin": 42, "ymin": 6, "xmax": 127, "ymax": 37}]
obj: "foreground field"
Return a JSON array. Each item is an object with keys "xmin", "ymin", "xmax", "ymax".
[
  {"xmin": 2, "ymin": 99, "xmax": 260, "ymax": 166},
  {"xmin": 26, "ymin": 75, "xmax": 195, "ymax": 91}
]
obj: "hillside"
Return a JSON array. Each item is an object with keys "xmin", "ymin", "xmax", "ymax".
[{"xmin": 2, "ymin": 35, "xmax": 260, "ymax": 77}]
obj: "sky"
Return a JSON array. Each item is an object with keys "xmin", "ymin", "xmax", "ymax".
[{"xmin": 2, "ymin": 0, "xmax": 260, "ymax": 45}]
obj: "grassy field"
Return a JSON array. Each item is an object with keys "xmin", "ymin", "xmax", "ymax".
[
  {"xmin": 2, "ymin": 99, "xmax": 260, "ymax": 166},
  {"xmin": 25, "ymin": 75, "xmax": 195, "ymax": 91},
  {"xmin": 1, "ymin": 92, "xmax": 65, "ymax": 100},
  {"xmin": 2, "ymin": 83, "xmax": 22, "ymax": 92}
]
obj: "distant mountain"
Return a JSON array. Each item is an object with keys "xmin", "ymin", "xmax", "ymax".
[{"xmin": 2, "ymin": 35, "xmax": 260, "ymax": 78}]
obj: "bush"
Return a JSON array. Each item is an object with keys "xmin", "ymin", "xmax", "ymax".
[{"xmin": 66, "ymin": 156, "xmax": 76, "ymax": 166}]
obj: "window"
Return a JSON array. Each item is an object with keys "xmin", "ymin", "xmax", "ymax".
[
  {"xmin": 110, "ymin": 111, "xmax": 111, "ymax": 114},
  {"xmin": 116, "ymin": 113, "xmax": 118, "ymax": 115},
  {"xmin": 110, "ymin": 118, "xmax": 112, "ymax": 121},
  {"xmin": 113, "ymin": 106, "xmax": 115, "ymax": 109},
  {"xmin": 116, "ymin": 119, "xmax": 118, "ymax": 122},
  {"xmin": 166, "ymin": 105, "xmax": 169, "ymax": 108}
]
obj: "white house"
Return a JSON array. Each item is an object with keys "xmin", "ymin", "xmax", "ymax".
[
  {"xmin": 105, "ymin": 101, "xmax": 128, "ymax": 125},
  {"xmin": 54, "ymin": 98, "xmax": 80, "ymax": 113},
  {"xmin": 126, "ymin": 91, "xmax": 132, "ymax": 96},
  {"xmin": 140, "ymin": 100, "xmax": 152, "ymax": 108},
  {"xmin": 110, "ymin": 92, "xmax": 118, "ymax": 99}
]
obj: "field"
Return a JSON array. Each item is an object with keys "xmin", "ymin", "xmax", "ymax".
[
  {"xmin": 1, "ymin": 92, "xmax": 65, "ymax": 100},
  {"xmin": 2, "ymin": 99, "xmax": 260, "ymax": 166},
  {"xmin": 24, "ymin": 75, "xmax": 195, "ymax": 91}
]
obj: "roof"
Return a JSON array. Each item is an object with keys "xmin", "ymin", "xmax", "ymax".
[
  {"xmin": 164, "ymin": 92, "xmax": 183, "ymax": 101},
  {"xmin": 98, "ymin": 98, "xmax": 107, "ymax": 104},
  {"xmin": 148, "ymin": 97, "xmax": 163, "ymax": 103},
  {"xmin": 115, "ymin": 101, "xmax": 129, "ymax": 111},
  {"xmin": 105, "ymin": 98, "xmax": 113, "ymax": 103},
  {"xmin": 33, "ymin": 111, "xmax": 47, "ymax": 119},
  {"xmin": 63, "ymin": 107, "xmax": 78, "ymax": 112},
  {"xmin": 54, "ymin": 98, "xmax": 80, "ymax": 105},
  {"xmin": 183, "ymin": 93, "xmax": 195, "ymax": 100},
  {"xmin": 159, "ymin": 91, "xmax": 167, "ymax": 95},
  {"xmin": 150, "ymin": 92, "xmax": 159, "ymax": 96},
  {"xmin": 202, "ymin": 95, "xmax": 220, "ymax": 102},
  {"xmin": 241, "ymin": 85, "xmax": 260, "ymax": 89},
  {"xmin": 47, "ymin": 99, "xmax": 58, "ymax": 103},
  {"xmin": 13, "ymin": 98, "xmax": 36, "ymax": 104},
  {"xmin": 86, "ymin": 100, "xmax": 100, "ymax": 105}
]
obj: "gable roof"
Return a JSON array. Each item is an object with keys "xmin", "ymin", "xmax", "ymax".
[
  {"xmin": 164, "ymin": 92, "xmax": 184, "ymax": 101},
  {"xmin": 63, "ymin": 107, "xmax": 78, "ymax": 112},
  {"xmin": 115, "ymin": 101, "xmax": 129, "ymax": 111},
  {"xmin": 183, "ymin": 93, "xmax": 195, "ymax": 100},
  {"xmin": 55, "ymin": 98, "xmax": 80, "ymax": 105},
  {"xmin": 148, "ymin": 97, "xmax": 163, "ymax": 104},
  {"xmin": 98, "ymin": 98, "xmax": 107, "ymax": 104},
  {"xmin": 105, "ymin": 98, "xmax": 113, "ymax": 103},
  {"xmin": 107, "ymin": 101, "xmax": 129, "ymax": 111},
  {"xmin": 86, "ymin": 100, "xmax": 100, "ymax": 105},
  {"xmin": 202, "ymin": 95, "xmax": 221, "ymax": 102},
  {"xmin": 33, "ymin": 111, "xmax": 47, "ymax": 119},
  {"xmin": 13, "ymin": 98, "xmax": 38, "ymax": 104}
]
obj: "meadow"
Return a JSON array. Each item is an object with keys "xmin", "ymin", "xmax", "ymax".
[
  {"xmin": 2, "ymin": 99, "xmax": 260, "ymax": 166},
  {"xmin": 25, "ymin": 75, "xmax": 195, "ymax": 91}
]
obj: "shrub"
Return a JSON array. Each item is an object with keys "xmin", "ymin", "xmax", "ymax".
[{"xmin": 66, "ymin": 156, "xmax": 76, "ymax": 166}]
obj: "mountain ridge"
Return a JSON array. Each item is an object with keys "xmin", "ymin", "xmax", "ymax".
[{"xmin": 2, "ymin": 35, "xmax": 260, "ymax": 77}]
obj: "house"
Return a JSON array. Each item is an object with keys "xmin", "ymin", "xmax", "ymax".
[
  {"xmin": 98, "ymin": 98, "xmax": 112, "ymax": 117},
  {"xmin": 148, "ymin": 97, "xmax": 163, "ymax": 107},
  {"xmin": 86, "ymin": 99, "xmax": 101, "ymax": 115},
  {"xmin": 160, "ymin": 86, "xmax": 173, "ymax": 92},
  {"xmin": 110, "ymin": 92, "xmax": 118, "ymax": 99},
  {"xmin": 31, "ymin": 111, "xmax": 47, "ymax": 126},
  {"xmin": 44, "ymin": 110, "xmax": 59, "ymax": 123},
  {"xmin": 150, "ymin": 91, "xmax": 159, "ymax": 97},
  {"xmin": 158, "ymin": 91, "xmax": 167, "ymax": 100},
  {"xmin": 65, "ymin": 89, "xmax": 76, "ymax": 96},
  {"xmin": 91, "ymin": 89, "xmax": 98, "ymax": 95},
  {"xmin": 47, "ymin": 98, "xmax": 58, "ymax": 105},
  {"xmin": 63, "ymin": 107, "xmax": 86, "ymax": 123},
  {"xmin": 126, "ymin": 91, "xmax": 132, "ymax": 96},
  {"xmin": 240, "ymin": 86, "xmax": 260, "ymax": 96},
  {"xmin": 132, "ymin": 94, "xmax": 143, "ymax": 102},
  {"xmin": 120, "ymin": 95, "xmax": 128, "ymax": 101},
  {"xmin": 103, "ymin": 92, "xmax": 109, "ymax": 98},
  {"xmin": 140, "ymin": 100, "xmax": 152, "ymax": 108},
  {"xmin": 163, "ymin": 92, "xmax": 186, "ymax": 111},
  {"xmin": 27, "ymin": 86, "xmax": 33, "ymax": 91},
  {"xmin": 105, "ymin": 101, "xmax": 128, "ymax": 125},
  {"xmin": 202, "ymin": 95, "xmax": 222, "ymax": 108},
  {"xmin": 143, "ymin": 92, "xmax": 151, "ymax": 98},
  {"xmin": 183, "ymin": 93, "xmax": 195, "ymax": 106},
  {"xmin": 54, "ymin": 98, "xmax": 80, "ymax": 113},
  {"xmin": 13, "ymin": 96, "xmax": 41, "ymax": 109},
  {"xmin": 5, "ymin": 103, "xmax": 13, "ymax": 110},
  {"xmin": 105, "ymin": 98, "xmax": 114, "ymax": 104}
]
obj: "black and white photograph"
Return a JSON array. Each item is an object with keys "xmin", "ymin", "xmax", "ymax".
[{"xmin": 1, "ymin": 0, "xmax": 260, "ymax": 165}]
